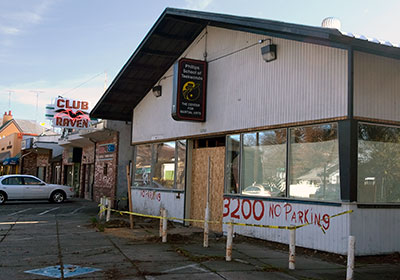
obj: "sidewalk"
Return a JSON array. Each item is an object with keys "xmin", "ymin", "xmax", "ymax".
[{"xmin": 99, "ymin": 215, "xmax": 400, "ymax": 280}]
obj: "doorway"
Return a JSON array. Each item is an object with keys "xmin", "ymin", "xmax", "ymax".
[{"xmin": 190, "ymin": 138, "xmax": 225, "ymax": 232}]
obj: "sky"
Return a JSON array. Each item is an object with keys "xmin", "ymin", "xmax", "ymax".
[{"xmin": 1, "ymin": 0, "xmax": 399, "ymax": 126}]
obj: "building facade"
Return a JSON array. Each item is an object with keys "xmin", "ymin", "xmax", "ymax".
[
  {"xmin": 59, "ymin": 120, "xmax": 133, "ymax": 208},
  {"xmin": 91, "ymin": 9, "xmax": 400, "ymax": 256}
]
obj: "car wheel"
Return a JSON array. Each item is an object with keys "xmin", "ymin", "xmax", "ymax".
[
  {"xmin": 51, "ymin": 191, "xmax": 65, "ymax": 203},
  {"xmin": 0, "ymin": 192, "xmax": 6, "ymax": 205}
]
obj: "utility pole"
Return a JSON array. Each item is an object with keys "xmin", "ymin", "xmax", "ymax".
[
  {"xmin": 104, "ymin": 71, "xmax": 108, "ymax": 91},
  {"xmin": 8, "ymin": 90, "xmax": 14, "ymax": 110},
  {"xmin": 30, "ymin": 90, "xmax": 44, "ymax": 123}
]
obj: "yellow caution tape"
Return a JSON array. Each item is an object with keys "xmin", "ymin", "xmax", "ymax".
[{"xmin": 98, "ymin": 204, "xmax": 353, "ymax": 232}]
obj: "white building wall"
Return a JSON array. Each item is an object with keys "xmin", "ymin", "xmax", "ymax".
[
  {"xmin": 132, "ymin": 26, "xmax": 348, "ymax": 143},
  {"xmin": 131, "ymin": 189, "xmax": 185, "ymax": 222},
  {"xmin": 354, "ymin": 51, "xmax": 400, "ymax": 121},
  {"xmin": 222, "ymin": 198, "xmax": 353, "ymax": 255},
  {"xmin": 222, "ymin": 197, "xmax": 400, "ymax": 255},
  {"xmin": 350, "ymin": 208, "xmax": 400, "ymax": 255}
]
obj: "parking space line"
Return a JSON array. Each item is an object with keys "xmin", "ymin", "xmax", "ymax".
[
  {"xmin": 162, "ymin": 264, "xmax": 209, "ymax": 273},
  {"xmin": 71, "ymin": 206, "xmax": 85, "ymax": 214},
  {"xmin": 8, "ymin": 208, "xmax": 33, "ymax": 216},
  {"xmin": 38, "ymin": 207, "xmax": 60, "ymax": 216}
]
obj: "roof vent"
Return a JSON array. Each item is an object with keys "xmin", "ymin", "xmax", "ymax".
[{"xmin": 321, "ymin": 17, "xmax": 341, "ymax": 30}]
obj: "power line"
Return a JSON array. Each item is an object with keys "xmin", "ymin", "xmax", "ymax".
[{"xmin": 61, "ymin": 72, "xmax": 104, "ymax": 96}]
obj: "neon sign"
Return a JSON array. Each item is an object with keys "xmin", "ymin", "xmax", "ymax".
[{"xmin": 47, "ymin": 97, "xmax": 92, "ymax": 129}]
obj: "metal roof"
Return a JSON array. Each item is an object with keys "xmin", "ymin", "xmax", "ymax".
[{"xmin": 91, "ymin": 8, "xmax": 400, "ymax": 121}]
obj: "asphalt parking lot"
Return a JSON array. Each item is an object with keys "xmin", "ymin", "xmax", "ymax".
[{"xmin": 1, "ymin": 199, "xmax": 399, "ymax": 279}]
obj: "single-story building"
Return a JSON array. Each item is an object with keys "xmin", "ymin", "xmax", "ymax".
[
  {"xmin": 91, "ymin": 8, "xmax": 400, "ymax": 256},
  {"xmin": 58, "ymin": 120, "xmax": 133, "ymax": 209}
]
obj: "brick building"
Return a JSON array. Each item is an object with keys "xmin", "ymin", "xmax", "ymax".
[
  {"xmin": 59, "ymin": 120, "xmax": 132, "ymax": 208},
  {"xmin": 21, "ymin": 134, "xmax": 63, "ymax": 182}
]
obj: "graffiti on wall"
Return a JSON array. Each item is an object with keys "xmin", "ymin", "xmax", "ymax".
[
  {"xmin": 223, "ymin": 198, "xmax": 331, "ymax": 231},
  {"xmin": 140, "ymin": 190, "xmax": 161, "ymax": 202}
]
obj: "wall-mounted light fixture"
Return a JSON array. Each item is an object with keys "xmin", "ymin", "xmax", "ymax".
[
  {"xmin": 260, "ymin": 39, "xmax": 277, "ymax": 62},
  {"xmin": 152, "ymin": 85, "xmax": 162, "ymax": 97}
]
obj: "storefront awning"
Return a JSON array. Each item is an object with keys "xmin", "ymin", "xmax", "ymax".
[{"xmin": 3, "ymin": 154, "xmax": 20, "ymax": 165}]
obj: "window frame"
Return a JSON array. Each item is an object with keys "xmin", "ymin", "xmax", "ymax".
[
  {"xmin": 357, "ymin": 122, "xmax": 400, "ymax": 204},
  {"xmin": 133, "ymin": 140, "xmax": 187, "ymax": 191},
  {"xmin": 225, "ymin": 122, "xmax": 341, "ymax": 203}
]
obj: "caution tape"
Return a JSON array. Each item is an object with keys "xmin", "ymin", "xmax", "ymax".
[{"xmin": 98, "ymin": 204, "xmax": 353, "ymax": 232}]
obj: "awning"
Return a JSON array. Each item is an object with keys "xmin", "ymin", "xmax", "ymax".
[{"xmin": 3, "ymin": 154, "xmax": 20, "ymax": 165}]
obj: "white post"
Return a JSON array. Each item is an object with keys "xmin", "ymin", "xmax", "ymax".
[
  {"xmin": 289, "ymin": 228, "xmax": 296, "ymax": 270},
  {"xmin": 162, "ymin": 209, "xmax": 168, "ymax": 243},
  {"xmin": 106, "ymin": 198, "xmax": 111, "ymax": 222},
  {"xmin": 346, "ymin": 235, "xmax": 355, "ymax": 280},
  {"xmin": 204, "ymin": 156, "xmax": 211, "ymax": 248},
  {"xmin": 99, "ymin": 197, "xmax": 105, "ymax": 220},
  {"xmin": 159, "ymin": 207, "xmax": 164, "ymax": 237},
  {"xmin": 203, "ymin": 203, "xmax": 210, "ymax": 247},
  {"xmin": 226, "ymin": 219, "xmax": 234, "ymax": 261}
]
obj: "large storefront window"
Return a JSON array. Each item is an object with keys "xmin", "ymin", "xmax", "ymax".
[
  {"xmin": 225, "ymin": 129, "xmax": 286, "ymax": 198},
  {"xmin": 241, "ymin": 129, "xmax": 286, "ymax": 197},
  {"xmin": 134, "ymin": 141, "xmax": 186, "ymax": 190},
  {"xmin": 226, "ymin": 123, "xmax": 340, "ymax": 202},
  {"xmin": 358, "ymin": 123, "xmax": 400, "ymax": 203},
  {"xmin": 289, "ymin": 123, "xmax": 340, "ymax": 201},
  {"xmin": 176, "ymin": 140, "xmax": 187, "ymax": 190},
  {"xmin": 134, "ymin": 144, "xmax": 152, "ymax": 187},
  {"xmin": 226, "ymin": 135, "xmax": 240, "ymax": 194},
  {"xmin": 153, "ymin": 142, "xmax": 175, "ymax": 188}
]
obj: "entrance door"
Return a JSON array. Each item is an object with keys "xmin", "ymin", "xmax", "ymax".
[
  {"xmin": 190, "ymin": 146, "xmax": 225, "ymax": 232},
  {"xmin": 82, "ymin": 164, "xmax": 94, "ymax": 200}
]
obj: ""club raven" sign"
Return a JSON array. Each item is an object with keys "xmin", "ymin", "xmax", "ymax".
[{"xmin": 46, "ymin": 97, "xmax": 91, "ymax": 129}]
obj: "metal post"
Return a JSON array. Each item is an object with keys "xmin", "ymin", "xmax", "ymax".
[
  {"xmin": 126, "ymin": 165, "xmax": 134, "ymax": 229},
  {"xmin": 226, "ymin": 219, "xmax": 234, "ymax": 261},
  {"xmin": 203, "ymin": 204, "xmax": 209, "ymax": 247},
  {"xmin": 162, "ymin": 208, "xmax": 168, "ymax": 243},
  {"xmin": 346, "ymin": 235, "xmax": 355, "ymax": 280},
  {"xmin": 289, "ymin": 228, "xmax": 296, "ymax": 270},
  {"xmin": 204, "ymin": 156, "xmax": 211, "ymax": 248}
]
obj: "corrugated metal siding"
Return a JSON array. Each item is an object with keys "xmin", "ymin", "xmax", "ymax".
[
  {"xmin": 350, "ymin": 208, "xmax": 400, "ymax": 255},
  {"xmin": 354, "ymin": 51, "xmax": 400, "ymax": 121},
  {"xmin": 131, "ymin": 189, "xmax": 185, "ymax": 222},
  {"xmin": 221, "ymin": 199, "xmax": 352, "ymax": 255},
  {"xmin": 132, "ymin": 26, "xmax": 348, "ymax": 143}
]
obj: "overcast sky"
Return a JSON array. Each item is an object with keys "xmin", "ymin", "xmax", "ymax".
[{"xmin": 1, "ymin": 0, "xmax": 399, "ymax": 125}]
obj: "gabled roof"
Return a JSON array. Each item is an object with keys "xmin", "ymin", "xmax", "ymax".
[
  {"xmin": 91, "ymin": 8, "xmax": 400, "ymax": 121},
  {"xmin": 0, "ymin": 118, "xmax": 45, "ymax": 135},
  {"xmin": 15, "ymin": 119, "xmax": 46, "ymax": 135}
]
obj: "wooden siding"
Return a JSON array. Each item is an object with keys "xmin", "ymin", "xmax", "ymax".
[{"xmin": 190, "ymin": 147, "xmax": 225, "ymax": 232}]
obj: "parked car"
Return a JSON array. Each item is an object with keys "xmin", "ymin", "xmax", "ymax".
[
  {"xmin": 242, "ymin": 182, "xmax": 284, "ymax": 197},
  {"xmin": 0, "ymin": 175, "xmax": 74, "ymax": 204}
]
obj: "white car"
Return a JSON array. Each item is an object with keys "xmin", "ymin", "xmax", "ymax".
[{"xmin": 0, "ymin": 174, "xmax": 74, "ymax": 204}]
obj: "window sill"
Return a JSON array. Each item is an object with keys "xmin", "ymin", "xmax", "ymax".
[
  {"xmin": 357, "ymin": 203, "xmax": 400, "ymax": 209},
  {"xmin": 223, "ymin": 193, "xmax": 342, "ymax": 207},
  {"xmin": 131, "ymin": 186, "xmax": 184, "ymax": 193}
]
